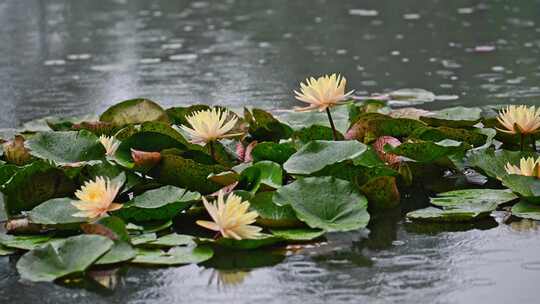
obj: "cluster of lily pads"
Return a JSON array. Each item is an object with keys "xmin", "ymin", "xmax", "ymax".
[{"xmin": 0, "ymin": 73, "xmax": 539, "ymax": 285}]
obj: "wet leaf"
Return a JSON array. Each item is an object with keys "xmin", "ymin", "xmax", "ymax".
[
  {"xmin": 283, "ymin": 140, "xmax": 367, "ymax": 175},
  {"xmin": 501, "ymin": 175, "xmax": 540, "ymax": 204},
  {"xmin": 276, "ymin": 106, "xmax": 350, "ymax": 133},
  {"xmin": 28, "ymin": 197, "xmax": 86, "ymax": 225},
  {"xmin": 249, "ymin": 191, "xmax": 302, "ymax": 228},
  {"xmin": 430, "ymin": 189, "xmax": 517, "ymax": 207},
  {"xmin": 385, "ymin": 139, "xmax": 467, "ymax": 163},
  {"xmin": 95, "ymin": 241, "xmax": 136, "ymax": 265},
  {"xmin": 292, "ymin": 125, "xmax": 344, "ymax": 143},
  {"xmin": 166, "ymin": 104, "xmax": 212, "ymax": 126},
  {"xmin": 25, "ymin": 130, "xmax": 105, "ymax": 165},
  {"xmin": 273, "ymin": 176, "xmax": 370, "ymax": 232},
  {"xmin": 199, "ymin": 234, "xmax": 282, "ymax": 250},
  {"xmin": 511, "ymin": 201, "xmax": 540, "ymax": 220},
  {"xmin": 131, "ymin": 245, "xmax": 213, "ymax": 265},
  {"xmin": 0, "ymin": 233, "xmax": 53, "ymax": 250},
  {"xmin": 420, "ymin": 106, "xmax": 482, "ymax": 127},
  {"xmin": 468, "ymin": 149, "xmax": 538, "ymax": 180},
  {"xmin": 346, "ymin": 113, "xmax": 425, "ymax": 143},
  {"xmin": 270, "ymin": 228, "xmax": 324, "ymax": 241},
  {"xmin": 238, "ymin": 161, "xmax": 283, "ymax": 192},
  {"xmin": 100, "ymin": 98, "xmax": 170, "ymax": 126},
  {"xmin": 244, "ymin": 108, "xmax": 293, "ymax": 142},
  {"xmin": 114, "ymin": 186, "xmax": 200, "ymax": 222},
  {"xmin": 406, "ymin": 205, "xmax": 494, "ymax": 222},
  {"xmin": 360, "ymin": 176, "xmax": 400, "ymax": 210},
  {"xmin": 147, "ymin": 233, "xmax": 194, "ymax": 247},
  {"xmin": 16, "ymin": 235, "xmax": 113, "ymax": 282},
  {"xmin": 410, "ymin": 126, "xmax": 486, "ymax": 146},
  {"xmin": 251, "ymin": 142, "xmax": 297, "ymax": 164}
]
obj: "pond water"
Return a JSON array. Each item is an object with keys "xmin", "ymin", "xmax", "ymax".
[{"xmin": 1, "ymin": 0, "xmax": 540, "ymax": 303}]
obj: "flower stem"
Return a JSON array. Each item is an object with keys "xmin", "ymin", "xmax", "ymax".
[
  {"xmin": 326, "ymin": 108, "xmax": 338, "ymax": 141},
  {"xmin": 209, "ymin": 141, "xmax": 216, "ymax": 160},
  {"xmin": 532, "ymin": 134, "xmax": 537, "ymax": 152},
  {"xmin": 520, "ymin": 133, "xmax": 525, "ymax": 151}
]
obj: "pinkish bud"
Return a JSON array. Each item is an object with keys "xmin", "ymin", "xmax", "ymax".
[{"xmin": 373, "ymin": 136, "xmax": 402, "ymax": 166}]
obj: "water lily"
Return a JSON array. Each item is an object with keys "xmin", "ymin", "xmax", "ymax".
[
  {"xmin": 196, "ymin": 191, "xmax": 262, "ymax": 240},
  {"xmin": 497, "ymin": 105, "xmax": 540, "ymax": 150},
  {"xmin": 505, "ymin": 157, "xmax": 540, "ymax": 178},
  {"xmin": 71, "ymin": 176, "xmax": 123, "ymax": 219},
  {"xmin": 294, "ymin": 73, "xmax": 353, "ymax": 140},
  {"xmin": 99, "ymin": 135, "xmax": 120, "ymax": 156},
  {"xmin": 180, "ymin": 107, "xmax": 242, "ymax": 159}
]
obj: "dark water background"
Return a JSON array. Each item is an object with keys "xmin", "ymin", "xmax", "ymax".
[{"xmin": 1, "ymin": 0, "xmax": 540, "ymax": 303}]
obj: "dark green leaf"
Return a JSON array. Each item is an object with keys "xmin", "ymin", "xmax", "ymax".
[{"xmin": 100, "ymin": 98, "xmax": 170, "ymax": 126}]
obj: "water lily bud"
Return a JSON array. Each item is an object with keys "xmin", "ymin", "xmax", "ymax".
[
  {"xmin": 131, "ymin": 149, "xmax": 162, "ymax": 170},
  {"xmin": 373, "ymin": 136, "xmax": 402, "ymax": 166},
  {"xmin": 3, "ymin": 135, "xmax": 32, "ymax": 165}
]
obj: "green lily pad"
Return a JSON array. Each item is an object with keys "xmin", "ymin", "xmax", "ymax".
[
  {"xmin": 406, "ymin": 205, "xmax": 494, "ymax": 222},
  {"xmin": 346, "ymin": 113, "xmax": 425, "ymax": 143},
  {"xmin": 28, "ymin": 198, "xmax": 87, "ymax": 225},
  {"xmin": 0, "ymin": 163, "xmax": 20, "ymax": 186},
  {"xmin": 16, "ymin": 235, "xmax": 114, "ymax": 282},
  {"xmin": 276, "ymin": 106, "xmax": 350, "ymax": 133},
  {"xmin": 410, "ymin": 126, "xmax": 487, "ymax": 146},
  {"xmin": 147, "ymin": 233, "xmax": 194, "ymax": 247},
  {"xmin": 244, "ymin": 108, "xmax": 293, "ymax": 142},
  {"xmin": 0, "ymin": 244, "xmax": 16, "ymax": 256},
  {"xmin": 251, "ymin": 142, "xmax": 297, "ymax": 165},
  {"xmin": 249, "ymin": 191, "xmax": 302, "ymax": 228},
  {"xmin": 511, "ymin": 201, "xmax": 540, "ymax": 220},
  {"xmin": 2, "ymin": 161, "xmax": 76, "ymax": 215},
  {"xmin": 153, "ymin": 149, "xmax": 225, "ymax": 194},
  {"xmin": 131, "ymin": 245, "xmax": 213, "ymax": 265},
  {"xmin": 273, "ymin": 176, "xmax": 370, "ymax": 232},
  {"xmin": 430, "ymin": 189, "xmax": 518, "ymax": 207},
  {"xmin": 100, "ymin": 98, "xmax": 170, "ymax": 126},
  {"xmin": 468, "ymin": 149, "xmax": 538, "ymax": 180},
  {"xmin": 360, "ymin": 176, "xmax": 400, "ymax": 210},
  {"xmin": 292, "ymin": 125, "xmax": 344, "ymax": 143},
  {"xmin": 126, "ymin": 220, "xmax": 173, "ymax": 233},
  {"xmin": 283, "ymin": 140, "xmax": 367, "ymax": 175},
  {"xmin": 25, "ymin": 130, "xmax": 105, "ymax": 165},
  {"xmin": 131, "ymin": 233, "xmax": 157, "ymax": 245},
  {"xmin": 0, "ymin": 233, "xmax": 53, "ymax": 250},
  {"xmin": 166, "ymin": 104, "xmax": 212, "ymax": 126},
  {"xmin": 385, "ymin": 139, "xmax": 467, "ymax": 163},
  {"xmin": 420, "ymin": 106, "xmax": 482, "ymax": 127},
  {"xmin": 501, "ymin": 175, "xmax": 540, "ymax": 204},
  {"xmin": 238, "ymin": 161, "xmax": 283, "ymax": 192},
  {"xmin": 95, "ymin": 241, "xmax": 136, "ymax": 265},
  {"xmin": 270, "ymin": 228, "xmax": 324, "ymax": 241},
  {"xmin": 199, "ymin": 233, "xmax": 282, "ymax": 250},
  {"xmin": 114, "ymin": 186, "xmax": 200, "ymax": 222}
]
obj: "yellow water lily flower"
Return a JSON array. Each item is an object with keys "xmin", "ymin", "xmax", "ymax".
[
  {"xmin": 294, "ymin": 73, "xmax": 354, "ymax": 112},
  {"xmin": 196, "ymin": 191, "xmax": 262, "ymax": 240},
  {"xmin": 99, "ymin": 135, "xmax": 120, "ymax": 156},
  {"xmin": 71, "ymin": 176, "xmax": 123, "ymax": 219},
  {"xmin": 497, "ymin": 105, "xmax": 540, "ymax": 135},
  {"xmin": 180, "ymin": 108, "xmax": 241, "ymax": 144},
  {"xmin": 505, "ymin": 156, "xmax": 540, "ymax": 178}
]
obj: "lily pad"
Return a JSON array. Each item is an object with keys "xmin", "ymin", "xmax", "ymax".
[
  {"xmin": 406, "ymin": 205, "xmax": 494, "ymax": 222},
  {"xmin": 166, "ymin": 104, "xmax": 211, "ymax": 126},
  {"xmin": 430, "ymin": 189, "xmax": 517, "ymax": 207},
  {"xmin": 0, "ymin": 245, "xmax": 16, "ymax": 256},
  {"xmin": 251, "ymin": 142, "xmax": 297, "ymax": 165},
  {"xmin": 244, "ymin": 108, "xmax": 293, "ymax": 142},
  {"xmin": 385, "ymin": 139, "xmax": 467, "ymax": 163},
  {"xmin": 360, "ymin": 176, "xmax": 400, "ymax": 210},
  {"xmin": 131, "ymin": 233, "xmax": 158, "ymax": 245},
  {"xmin": 95, "ymin": 241, "xmax": 136, "ymax": 265},
  {"xmin": 131, "ymin": 245, "xmax": 213, "ymax": 265},
  {"xmin": 147, "ymin": 233, "xmax": 194, "ymax": 247},
  {"xmin": 467, "ymin": 149, "xmax": 538, "ymax": 180},
  {"xmin": 270, "ymin": 228, "xmax": 324, "ymax": 241},
  {"xmin": 2, "ymin": 161, "xmax": 76, "ymax": 215},
  {"xmin": 420, "ymin": 106, "xmax": 482, "ymax": 127},
  {"xmin": 410, "ymin": 126, "xmax": 487, "ymax": 146},
  {"xmin": 114, "ymin": 186, "xmax": 200, "ymax": 222},
  {"xmin": 273, "ymin": 176, "xmax": 370, "ymax": 232},
  {"xmin": 28, "ymin": 197, "xmax": 87, "ymax": 225},
  {"xmin": 283, "ymin": 140, "xmax": 367, "ymax": 175},
  {"xmin": 249, "ymin": 191, "xmax": 302, "ymax": 228},
  {"xmin": 276, "ymin": 106, "xmax": 350, "ymax": 133},
  {"xmin": 511, "ymin": 201, "xmax": 540, "ymax": 220},
  {"xmin": 346, "ymin": 113, "xmax": 425, "ymax": 143},
  {"xmin": 238, "ymin": 161, "xmax": 283, "ymax": 192},
  {"xmin": 16, "ymin": 235, "xmax": 113, "ymax": 282},
  {"xmin": 25, "ymin": 130, "xmax": 105, "ymax": 165},
  {"xmin": 100, "ymin": 98, "xmax": 170, "ymax": 126},
  {"xmin": 292, "ymin": 125, "xmax": 344, "ymax": 143},
  {"xmin": 500, "ymin": 175, "xmax": 540, "ymax": 203},
  {"xmin": 0, "ymin": 233, "xmax": 53, "ymax": 250},
  {"xmin": 199, "ymin": 233, "xmax": 282, "ymax": 250}
]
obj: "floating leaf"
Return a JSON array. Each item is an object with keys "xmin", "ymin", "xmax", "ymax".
[
  {"xmin": 410, "ymin": 126, "xmax": 486, "ymax": 146},
  {"xmin": 283, "ymin": 140, "xmax": 367, "ymax": 175},
  {"xmin": 153, "ymin": 149, "xmax": 225, "ymax": 194},
  {"xmin": 430, "ymin": 189, "xmax": 517, "ymax": 207},
  {"xmin": 166, "ymin": 104, "xmax": 211, "ymax": 126},
  {"xmin": 500, "ymin": 175, "xmax": 540, "ymax": 203},
  {"xmin": 114, "ymin": 186, "xmax": 200, "ymax": 222},
  {"xmin": 385, "ymin": 139, "xmax": 467, "ymax": 163},
  {"xmin": 249, "ymin": 192, "xmax": 302, "ymax": 228},
  {"xmin": 420, "ymin": 106, "xmax": 482, "ymax": 127},
  {"xmin": 273, "ymin": 177, "xmax": 370, "ymax": 232},
  {"xmin": 100, "ymin": 98, "xmax": 170, "ymax": 126},
  {"xmin": 346, "ymin": 113, "xmax": 425, "ymax": 143},
  {"xmin": 28, "ymin": 197, "xmax": 87, "ymax": 225},
  {"xmin": 95, "ymin": 241, "xmax": 136, "ymax": 265},
  {"xmin": 467, "ymin": 149, "xmax": 538, "ymax": 180},
  {"xmin": 244, "ymin": 108, "xmax": 293, "ymax": 142},
  {"xmin": 0, "ymin": 233, "xmax": 53, "ymax": 250},
  {"xmin": 511, "ymin": 201, "xmax": 540, "ymax": 220},
  {"xmin": 2, "ymin": 161, "xmax": 76, "ymax": 215},
  {"xmin": 147, "ymin": 233, "xmax": 194, "ymax": 247},
  {"xmin": 360, "ymin": 176, "xmax": 400, "ymax": 209},
  {"xmin": 276, "ymin": 106, "xmax": 350, "ymax": 133},
  {"xmin": 238, "ymin": 161, "xmax": 283, "ymax": 192},
  {"xmin": 25, "ymin": 130, "xmax": 105, "ymax": 165},
  {"xmin": 16, "ymin": 235, "xmax": 113, "ymax": 282},
  {"xmin": 251, "ymin": 142, "xmax": 296, "ymax": 164},
  {"xmin": 0, "ymin": 245, "xmax": 16, "ymax": 256},
  {"xmin": 131, "ymin": 245, "xmax": 213, "ymax": 265},
  {"xmin": 131, "ymin": 233, "xmax": 157, "ymax": 245},
  {"xmin": 292, "ymin": 125, "xmax": 344, "ymax": 143},
  {"xmin": 270, "ymin": 228, "xmax": 324, "ymax": 241},
  {"xmin": 199, "ymin": 233, "xmax": 282, "ymax": 250},
  {"xmin": 406, "ymin": 205, "xmax": 494, "ymax": 222}
]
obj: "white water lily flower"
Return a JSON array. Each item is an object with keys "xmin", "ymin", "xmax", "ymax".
[
  {"xmin": 497, "ymin": 105, "xmax": 540, "ymax": 135},
  {"xmin": 505, "ymin": 157, "xmax": 540, "ymax": 178},
  {"xmin": 180, "ymin": 108, "xmax": 242, "ymax": 144},
  {"xmin": 196, "ymin": 191, "xmax": 262, "ymax": 240},
  {"xmin": 294, "ymin": 73, "xmax": 354, "ymax": 112},
  {"xmin": 99, "ymin": 135, "xmax": 120, "ymax": 156},
  {"xmin": 72, "ymin": 176, "xmax": 123, "ymax": 219}
]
